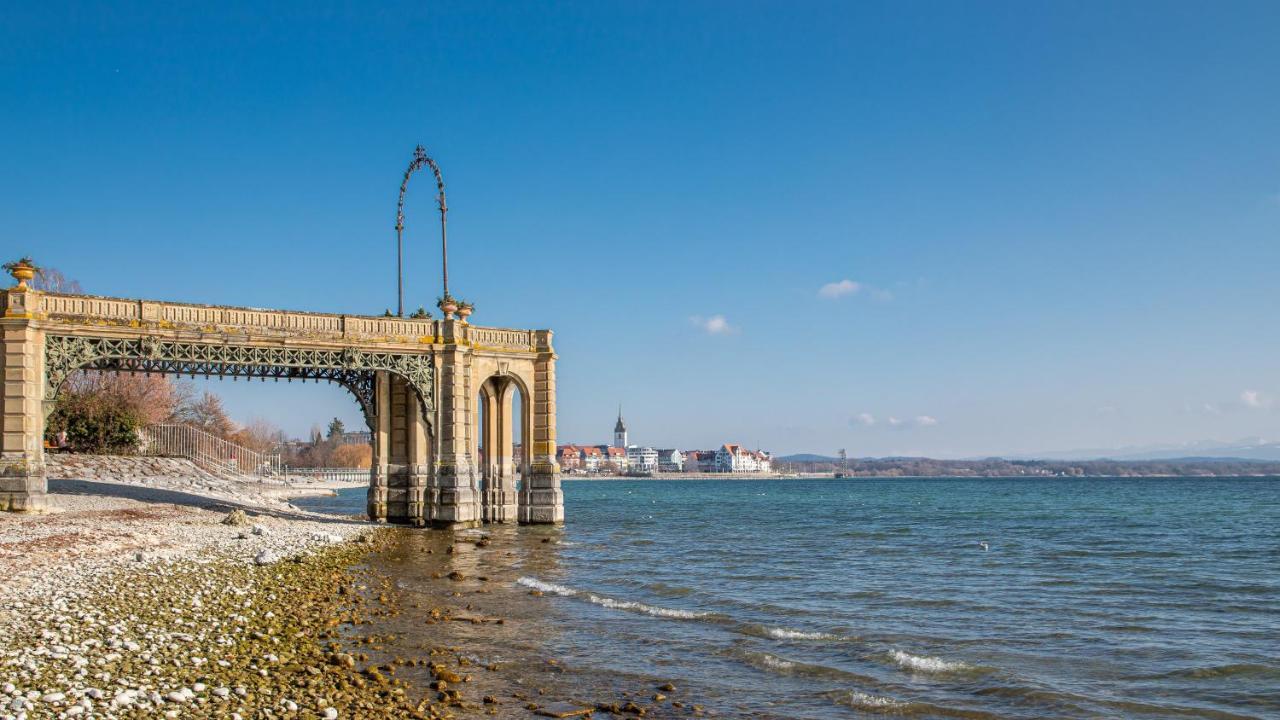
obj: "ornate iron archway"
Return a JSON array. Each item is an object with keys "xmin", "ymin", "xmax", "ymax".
[{"xmin": 43, "ymin": 334, "xmax": 434, "ymax": 430}]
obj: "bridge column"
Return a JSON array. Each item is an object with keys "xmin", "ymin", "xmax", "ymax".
[
  {"xmin": 1, "ymin": 286, "xmax": 48, "ymax": 512},
  {"xmin": 367, "ymin": 370, "xmax": 391, "ymax": 522},
  {"xmin": 477, "ymin": 383, "xmax": 498, "ymax": 521},
  {"xmin": 432, "ymin": 320, "xmax": 480, "ymax": 528},
  {"xmin": 520, "ymin": 334, "xmax": 563, "ymax": 524},
  {"xmin": 404, "ymin": 378, "xmax": 431, "ymax": 526}
]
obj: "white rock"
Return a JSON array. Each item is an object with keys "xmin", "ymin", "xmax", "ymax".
[
  {"xmin": 283, "ymin": 699, "xmax": 298, "ymax": 711},
  {"xmin": 253, "ymin": 550, "xmax": 277, "ymax": 566},
  {"xmin": 251, "ymin": 525, "xmax": 270, "ymax": 536},
  {"xmin": 40, "ymin": 692, "xmax": 64, "ymax": 704},
  {"xmin": 211, "ymin": 687, "xmax": 229, "ymax": 698},
  {"xmin": 166, "ymin": 691, "xmax": 187, "ymax": 703},
  {"xmin": 323, "ymin": 707, "xmax": 339, "ymax": 719}
]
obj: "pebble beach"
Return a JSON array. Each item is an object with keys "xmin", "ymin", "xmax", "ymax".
[
  {"xmin": 0, "ymin": 469, "xmax": 491, "ymax": 720},
  {"xmin": 1, "ymin": 466, "xmax": 691, "ymax": 720}
]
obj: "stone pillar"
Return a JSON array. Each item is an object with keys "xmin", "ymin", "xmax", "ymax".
[
  {"xmin": 478, "ymin": 384, "xmax": 498, "ymax": 521},
  {"xmin": 1, "ymin": 287, "xmax": 48, "ymax": 512},
  {"xmin": 366, "ymin": 370, "xmax": 391, "ymax": 522},
  {"xmin": 520, "ymin": 333, "xmax": 563, "ymax": 524},
  {"xmin": 404, "ymin": 380, "xmax": 431, "ymax": 526},
  {"xmin": 432, "ymin": 319, "xmax": 480, "ymax": 527}
]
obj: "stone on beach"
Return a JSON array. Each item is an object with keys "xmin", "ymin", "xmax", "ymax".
[
  {"xmin": 222, "ymin": 509, "xmax": 250, "ymax": 526},
  {"xmin": 535, "ymin": 702, "xmax": 595, "ymax": 718}
]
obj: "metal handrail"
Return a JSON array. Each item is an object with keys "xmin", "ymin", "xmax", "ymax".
[
  {"xmin": 141, "ymin": 423, "xmax": 282, "ymax": 480},
  {"xmin": 283, "ymin": 467, "xmax": 371, "ymax": 484}
]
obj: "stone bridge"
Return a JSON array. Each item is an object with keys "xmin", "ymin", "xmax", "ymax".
[{"xmin": 0, "ymin": 272, "xmax": 562, "ymax": 526}]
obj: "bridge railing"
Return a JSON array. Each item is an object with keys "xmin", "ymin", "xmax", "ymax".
[
  {"xmin": 283, "ymin": 467, "xmax": 371, "ymax": 485},
  {"xmin": 140, "ymin": 423, "xmax": 283, "ymax": 481}
]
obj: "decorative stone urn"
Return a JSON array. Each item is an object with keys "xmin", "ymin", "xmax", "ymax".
[
  {"xmin": 3, "ymin": 258, "xmax": 37, "ymax": 289},
  {"xmin": 457, "ymin": 302, "xmax": 473, "ymax": 323},
  {"xmin": 437, "ymin": 296, "xmax": 459, "ymax": 319}
]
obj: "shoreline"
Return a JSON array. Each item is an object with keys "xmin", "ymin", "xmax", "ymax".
[{"xmin": 1, "ymin": 477, "xmax": 697, "ymax": 720}]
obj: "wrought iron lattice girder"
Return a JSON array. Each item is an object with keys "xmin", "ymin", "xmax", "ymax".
[{"xmin": 43, "ymin": 334, "xmax": 434, "ymax": 426}]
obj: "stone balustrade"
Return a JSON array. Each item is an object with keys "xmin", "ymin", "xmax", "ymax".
[{"xmin": 8, "ymin": 291, "xmax": 546, "ymax": 349}]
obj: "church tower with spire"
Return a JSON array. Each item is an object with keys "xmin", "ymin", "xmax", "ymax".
[{"xmin": 614, "ymin": 406, "xmax": 628, "ymax": 448}]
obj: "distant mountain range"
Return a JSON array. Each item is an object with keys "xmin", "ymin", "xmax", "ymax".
[
  {"xmin": 1004, "ymin": 438, "xmax": 1280, "ymax": 462},
  {"xmin": 779, "ymin": 438, "xmax": 1280, "ymax": 463}
]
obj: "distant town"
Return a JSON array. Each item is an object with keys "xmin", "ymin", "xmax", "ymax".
[
  {"xmin": 556, "ymin": 410, "xmax": 773, "ymax": 475},
  {"xmin": 277, "ymin": 413, "xmax": 1280, "ymax": 480}
]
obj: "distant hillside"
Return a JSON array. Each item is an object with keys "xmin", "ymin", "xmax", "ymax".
[
  {"xmin": 1007, "ymin": 438, "xmax": 1280, "ymax": 462},
  {"xmin": 773, "ymin": 455, "xmax": 1280, "ymax": 477},
  {"xmin": 776, "ymin": 453, "xmax": 840, "ymax": 463}
]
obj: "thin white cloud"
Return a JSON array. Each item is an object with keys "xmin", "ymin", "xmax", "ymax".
[
  {"xmin": 689, "ymin": 314, "xmax": 736, "ymax": 335},
  {"xmin": 819, "ymin": 278, "xmax": 896, "ymax": 302},
  {"xmin": 1241, "ymin": 389, "xmax": 1270, "ymax": 409},
  {"xmin": 819, "ymin": 279, "xmax": 861, "ymax": 299},
  {"xmin": 854, "ymin": 412, "xmax": 937, "ymax": 429}
]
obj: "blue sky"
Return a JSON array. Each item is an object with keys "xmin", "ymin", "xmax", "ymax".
[{"xmin": 3, "ymin": 1, "xmax": 1279, "ymax": 457}]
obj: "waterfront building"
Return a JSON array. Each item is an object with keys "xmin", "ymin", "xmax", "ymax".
[
  {"xmin": 682, "ymin": 450, "xmax": 715, "ymax": 473},
  {"xmin": 339, "ymin": 430, "xmax": 372, "ymax": 446},
  {"xmin": 601, "ymin": 445, "xmax": 628, "ymax": 473},
  {"xmin": 557, "ymin": 445, "xmax": 582, "ymax": 472},
  {"xmin": 626, "ymin": 446, "xmax": 660, "ymax": 474},
  {"xmin": 579, "ymin": 445, "xmax": 603, "ymax": 473},
  {"xmin": 658, "ymin": 448, "xmax": 685, "ymax": 472},
  {"xmin": 715, "ymin": 444, "xmax": 773, "ymax": 473}
]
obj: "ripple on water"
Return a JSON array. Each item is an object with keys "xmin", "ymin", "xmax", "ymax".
[
  {"xmin": 516, "ymin": 577, "xmax": 714, "ymax": 620},
  {"xmin": 888, "ymin": 649, "xmax": 984, "ymax": 675},
  {"xmin": 823, "ymin": 690, "xmax": 1007, "ymax": 719}
]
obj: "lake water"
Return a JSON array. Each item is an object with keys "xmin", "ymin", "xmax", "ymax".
[{"xmin": 297, "ymin": 477, "xmax": 1280, "ymax": 719}]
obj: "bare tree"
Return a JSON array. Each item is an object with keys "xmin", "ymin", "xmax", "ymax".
[
  {"xmin": 30, "ymin": 266, "xmax": 83, "ymax": 294},
  {"xmin": 172, "ymin": 391, "xmax": 236, "ymax": 438},
  {"xmin": 229, "ymin": 418, "xmax": 283, "ymax": 454}
]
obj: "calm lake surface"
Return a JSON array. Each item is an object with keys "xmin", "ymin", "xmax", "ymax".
[{"xmin": 298, "ymin": 477, "xmax": 1280, "ymax": 719}]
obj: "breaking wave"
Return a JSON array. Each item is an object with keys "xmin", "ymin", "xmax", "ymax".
[
  {"xmin": 516, "ymin": 577, "xmax": 577, "ymax": 596},
  {"xmin": 825, "ymin": 690, "xmax": 905, "ymax": 712},
  {"xmin": 765, "ymin": 627, "xmax": 838, "ymax": 641},
  {"xmin": 517, "ymin": 577, "xmax": 710, "ymax": 619},
  {"xmin": 889, "ymin": 649, "xmax": 973, "ymax": 674}
]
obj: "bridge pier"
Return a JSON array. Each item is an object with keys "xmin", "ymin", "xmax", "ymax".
[
  {"xmin": 520, "ymin": 352, "xmax": 564, "ymax": 524},
  {"xmin": 0, "ymin": 288, "xmax": 47, "ymax": 512},
  {"xmin": 431, "ymin": 322, "xmax": 482, "ymax": 528}
]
